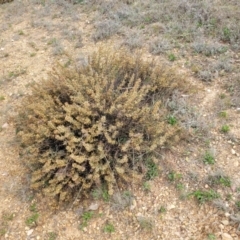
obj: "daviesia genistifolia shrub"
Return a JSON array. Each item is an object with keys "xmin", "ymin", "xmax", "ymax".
[{"xmin": 16, "ymin": 48, "xmax": 185, "ymax": 202}]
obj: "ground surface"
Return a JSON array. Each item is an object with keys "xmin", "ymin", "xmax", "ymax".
[{"xmin": 0, "ymin": 1, "xmax": 240, "ymax": 240}]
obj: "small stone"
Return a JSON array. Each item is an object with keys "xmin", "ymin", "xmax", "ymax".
[
  {"xmin": 222, "ymin": 220, "xmax": 229, "ymax": 225},
  {"xmin": 219, "ymin": 224, "xmax": 224, "ymax": 230},
  {"xmin": 167, "ymin": 204, "xmax": 175, "ymax": 210},
  {"xmin": 36, "ymin": 236, "xmax": 40, "ymax": 240},
  {"xmin": 1, "ymin": 123, "xmax": 9, "ymax": 129},
  {"xmin": 225, "ymin": 212, "xmax": 230, "ymax": 217},
  {"xmin": 234, "ymin": 161, "xmax": 239, "ymax": 167},
  {"xmin": 221, "ymin": 233, "xmax": 233, "ymax": 240},
  {"xmin": 205, "ymin": 184, "xmax": 209, "ymax": 189},
  {"xmin": 130, "ymin": 199, "xmax": 137, "ymax": 210},
  {"xmin": 88, "ymin": 202, "xmax": 99, "ymax": 211},
  {"xmin": 26, "ymin": 229, "xmax": 34, "ymax": 236},
  {"xmin": 231, "ymin": 149, "xmax": 236, "ymax": 155}
]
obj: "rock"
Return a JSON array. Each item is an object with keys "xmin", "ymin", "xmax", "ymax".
[
  {"xmin": 219, "ymin": 224, "xmax": 224, "ymax": 230},
  {"xmin": 88, "ymin": 202, "xmax": 99, "ymax": 211},
  {"xmin": 1, "ymin": 123, "xmax": 8, "ymax": 129},
  {"xmin": 234, "ymin": 161, "xmax": 239, "ymax": 167},
  {"xmin": 225, "ymin": 212, "xmax": 230, "ymax": 217},
  {"xmin": 130, "ymin": 199, "xmax": 137, "ymax": 210},
  {"xmin": 231, "ymin": 149, "xmax": 236, "ymax": 155},
  {"xmin": 167, "ymin": 204, "xmax": 175, "ymax": 210},
  {"xmin": 221, "ymin": 233, "xmax": 233, "ymax": 240},
  {"xmin": 221, "ymin": 220, "xmax": 229, "ymax": 225},
  {"xmin": 26, "ymin": 229, "xmax": 34, "ymax": 236}
]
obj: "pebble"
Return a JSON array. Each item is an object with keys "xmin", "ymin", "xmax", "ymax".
[
  {"xmin": 88, "ymin": 202, "xmax": 99, "ymax": 211},
  {"xmin": 130, "ymin": 199, "xmax": 137, "ymax": 210},
  {"xmin": 222, "ymin": 220, "xmax": 229, "ymax": 225},
  {"xmin": 1, "ymin": 123, "xmax": 9, "ymax": 129},
  {"xmin": 221, "ymin": 233, "xmax": 233, "ymax": 240},
  {"xmin": 26, "ymin": 229, "xmax": 34, "ymax": 236},
  {"xmin": 167, "ymin": 204, "xmax": 176, "ymax": 210},
  {"xmin": 231, "ymin": 149, "xmax": 236, "ymax": 155},
  {"xmin": 219, "ymin": 224, "xmax": 224, "ymax": 230},
  {"xmin": 225, "ymin": 212, "xmax": 230, "ymax": 217},
  {"xmin": 234, "ymin": 161, "xmax": 239, "ymax": 167}
]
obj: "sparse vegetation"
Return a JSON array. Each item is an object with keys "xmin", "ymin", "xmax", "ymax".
[
  {"xmin": 168, "ymin": 171, "xmax": 182, "ymax": 182},
  {"xmin": 103, "ymin": 222, "xmax": 115, "ymax": 233},
  {"xmin": 168, "ymin": 53, "xmax": 176, "ymax": 62},
  {"xmin": 219, "ymin": 111, "xmax": 227, "ymax": 118},
  {"xmin": 0, "ymin": 211, "xmax": 15, "ymax": 236},
  {"xmin": 221, "ymin": 125, "xmax": 230, "ymax": 133},
  {"xmin": 236, "ymin": 201, "xmax": 240, "ymax": 210},
  {"xmin": 203, "ymin": 151, "xmax": 215, "ymax": 165},
  {"xmin": 111, "ymin": 190, "xmax": 134, "ymax": 210},
  {"xmin": 25, "ymin": 201, "xmax": 39, "ymax": 227},
  {"xmin": 1, "ymin": 0, "xmax": 240, "ymax": 238},
  {"xmin": 79, "ymin": 211, "xmax": 94, "ymax": 230},
  {"xmin": 190, "ymin": 189, "xmax": 220, "ymax": 204},
  {"xmin": 207, "ymin": 233, "xmax": 216, "ymax": 240},
  {"xmin": 207, "ymin": 174, "xmax": 231, "ymax": 187},
  {"xmin": 158, "ymin": 206, "xmax": 166, "ymax": 214},
  {"xmin": 167, "ymin": 115, "xmax": 177, "ymax": 126},
  {"xmin": 25, "ymin": 213, "xmax": 39, "ymax": 227},
  {"xmin": 0, "ymin": 0, "xmax": 14, "ymax": 4},
  {"xmin": 137, "ymin": 216, "xmax": 154, "ymax": 231},
  {"xmin": 143, "ymin": 181, "xmax": 151, "ymax": 192},
  {"xmin": 46, "ymin": 232, "xmax": 58, "ymax": 240},
  {"xmin": 145, "ymin": 158, "xmax": 159, "ymax": 180}
]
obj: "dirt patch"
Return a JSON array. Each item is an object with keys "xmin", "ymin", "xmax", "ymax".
[{"xmin": 0, "ymin": 1, "xmax": 240, "ymax": 240}]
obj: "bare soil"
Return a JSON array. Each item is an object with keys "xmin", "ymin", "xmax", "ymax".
[{"xmin": 0, "ymin": 1, "xmax": 240, "ymax": 240}]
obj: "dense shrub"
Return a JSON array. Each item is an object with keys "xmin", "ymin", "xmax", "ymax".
[{"xmin": 16, "ymin": 47, "xmax": 185, "ymax": 203}]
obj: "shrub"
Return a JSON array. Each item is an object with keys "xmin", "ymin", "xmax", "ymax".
[{"xmin": 16, "ymin": 47, "xmax": 185, "ymax": 203}]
